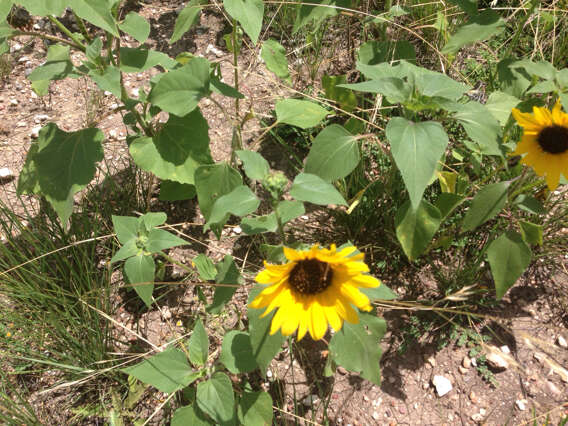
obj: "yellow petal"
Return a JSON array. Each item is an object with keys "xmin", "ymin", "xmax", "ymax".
[
  {"xmin": 533, "ymin": 105, "xmax": 552, "ymax": 126},
  {"xmin": 308, "ymin": 302, "xmax": 328, "ymax": 340},
  {"xmin": 340, "ymin": 284, "xmax": 371, "ymax": 310},
  {"xmin": 324, "ymin": 305, "xmax": 342, "ymax": 332},
  {"xmin": 281, "ymin": 304, "xmax": 301, "ymax": 336},
  {"xmin": 296, "ymin": 308, "xmax": 309, "ymax": 341},
  {"xmin": 512, "ymin": 108, "xmax": 544, "ymax": 131},
  {"xmin": 283, "ymin": 246, "xmax": 304, "ymax": 261},
  {"xmin": 350, "ymin": 274, "xmax": 381, "ymax": 288},
  {"xmin": 545, "ymin": 167, "xmax": 561, "ymax": 190}
]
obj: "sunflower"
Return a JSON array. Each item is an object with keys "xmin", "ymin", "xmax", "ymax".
[
  {"xmin": 249, "ymin": 244, "xmax": 380, "ymax": 341},
  {"xmin": 511, "ymin": 101, "xmax": 568, "ymax": 190}
]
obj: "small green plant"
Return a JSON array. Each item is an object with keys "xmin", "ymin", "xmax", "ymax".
[{"xmin": 455, "ymin": 327, "xmax": 498, "ymax": 386}]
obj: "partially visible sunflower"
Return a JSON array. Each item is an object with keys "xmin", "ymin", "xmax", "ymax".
[
  {"xmin": 511, "ymin": 101, "xmax": 568, "ymax": 190},
  {"xmin": 249, "ymin": 244, "xmax": 380, "ymax": 341}
]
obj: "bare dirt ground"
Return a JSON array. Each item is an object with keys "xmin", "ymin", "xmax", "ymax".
[{"xmin": 1, "ymin": 1, "xmax": 567, "ymax": 424}]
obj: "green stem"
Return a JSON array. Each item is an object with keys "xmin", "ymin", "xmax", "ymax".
[
  {"xmin": 9, "ymin": 31, "xmax": 82, "ymax": 51},
  {"xmin": 230, "ymin": 19, "xmax": 242, "ymax": 166},
  {"xmin": 72, "ymin": 11, "xmax": 91, "ymax": 44},
  {"xmin": 504, "ymin": 0, "xmax": 538, "ymax": 59},
  {"xmin": 272, "ymin": 201, "xmax": 287, "ymax": 245},
  {"xmin": 159, "ymin": 252, "xmax": 194, "ymax": 275},
  {"xmin": 47, "ymin": 16, "xmax": 86, "ymax": 52}
]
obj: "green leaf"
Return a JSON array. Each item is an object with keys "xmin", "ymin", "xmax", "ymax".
[
  {"xmin": 519, "ymin": 221, "xmax": 543, "ymax": 246},
  {"xmin": 28, "ymin": 44, "xmax": 78, "ymax": 82},
  {"xmin": 112, "ymin": 215, "xmax": 139, "ymax": 244},
  {"xmin": 194, "ymin": 163, "xmax": 242, "ymax": 221},
  {"xmin": 277, "ymin": 200, "xmax": 305, "ymax": 224},
  {"xmin": 220, "ymin": 331, "xmax": 258, "ymax": 373},
  {"xmin": 259, "ymin": 244, "xmax": 286, "ymax": 264},
  {"xmin": 513, "ymin": 194, "xmax": 545, "ymax": 215},
  {"xmin": 141, "ymin": 212, "xmax": 167, "ymax": 230},
  {"xmin": 210, "ymin": 77, "xmax": 244, "ymax": 98},
  {"xmin": 85, "ymin": 37, "xmax": 103, "ymax": 62},
  {"xmin": 124, "ymin": 254, "xmax": 155, "ymax": 307},
  {"xmin": 88, "ymin": 65, "xmax": 121, "ymax": 98},
  {"xmin": 193, "ymin": 254, "xmax": 217, "ymax": 281},
  {"xmin": 293, "ymin": 0, "xmax": 347, "ymax": 32},
  {"xmin": 435, "ymin": 193, "xmax": 465, "ymax": 219},
  {"xmin": 0, "ymin": 2, "xmax": 12, "ymax": 21},
  {"xmin": 513, "ymin": 60, "xmax": 557, "ymax": 80},
  {"xmin": 339, "ymin": 77, "xmax": 411, "ymax": 104},
  {"xmin": 395, "ymin": 200, "xmax": 442, "ymax": 261},
  {"xmin": 17, "ymin": 123, "xmax": 103, "ymax": 225},
  {"xmin": 304, "ymin": 125, "xmax": 360, "ymax": 182},
  {"xmin": 16, "ymin": 0, "xmax": 66, "ymax": 16},
  {"xmin": 485, "ymin": 91, "xmax": 520, "ymax": 126},
  {"xmin": 442, "ymin": 9, "xmax": 505, "ymax": 54},
  {"xmin": 70, "ymin": 0, "xmax": 119, "ymax": 36},
  {"xmin": 527, "ymin": 80, "xmax": 557, "ymax": 94},
  {"xmin": 451, "ymin": 101, "xmax": 503, "ymax": 156},
  {"xmin": 129, "ymin": 108, "xmax": 213, "ymax": 185},
  {"xmin": 462, "ymin": 182, "xmax": 510, "ymax": 232},
  {"xmin": 497, "ymin": 58, "xmax": 531, "ymax": 98},
  {"xmin": 386, "ymin": 118, "xmax": 449, "ymax": 210},
  {"xmin": 223, "ymin": 0, "xmax": 264, "ymax": 44},
  {"xmin": 159, "ymin": 181, "xmax": 196, "ymax": 201},
  {"xmin": 357, "ymin": 40, "xmax": 415, "ymax": 65},
  {"xmin": 172, "ymin": 404, "xmax": 212, "ymax": 426},
  {"xmin": 361, "ymin": 283, "xmax": 398, "ymax": 301},
  {"xmin": 207, "ymin": 255, "xmax": 242, "ymax": 314},
  {"xmin": 321, "ymin": 74, "xmax": 358, "ymax": 112},
  {"xmin": 188, "ymin": 319, "xmax": 209, "ymax": 367},
  {"xmin": 290, "ymin": 173, "xmax": 347, "ymax": 206},
  {"xmin": 247, "ymin": 285, "xmax": 286, "ymax": 370},
  {"xmin": 122, "ymin": 347, "xmax": 198, "ymax": 394},
  {"xmin": 448, "ymin": 0, "xmax": 477, "ymax": 16},
  {"xmin": 146, "ymin": 228, "xmax": 186, "ymax": 253},
  {"xmin": 275, "ymin": 99, "xmax": 329, "ymax": 129},
  {"xmin": 207, "ymin": 185, "xmax": 259, "ymax": 226},
  {"xmin": 261, "ymin": 39, "xmax": 290, "ymax": 83},
  {"xmin": 240, "ymin": 214, "xmax": 278, "ymax": 235},
  {"xmin": 148, "ymin": 58, "xmax": 211, "ymax": 116},
  {"xmin": 487, "ymin": 231, "xmax": 531, "ymax": 299},
  {"xmin": 110, "ymin": 239, "xmax": 139, "ymax": 263},
  {"xmin": 236, "ymin": 150, "xmax": 270, "ymax": 181},
  {"xmin": 238, "ymin": 391, "xmax": 273, "ymax": 426},
  {"xmin": 119, "ymin": 47, "xmax": 177, "ymax": 72},
  {"xmin": 328, "ymin": 321, "xmax": 382, "ymax": 385},
  {"xmin": 170, "ymin": 0, "xmax": 204, "ymax": 44},
  {"xmin": 119, "ymin": 12, "xmax": 150, "ymax": 43},
  {"xmin": 196, "ymin": 373, "xmax": 235, "ymax": 425},
  {"xmin": 414, "ymin": 72, "xmax": 470, "ymax": 101}
]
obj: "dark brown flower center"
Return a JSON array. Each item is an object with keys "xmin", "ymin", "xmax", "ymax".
[
  {"xmin": 288, "ymin": 259, "xmax": 333, "ymax": 295},
  {"xmin": 537, "ymin": 125, "xmax": 568, "ymax": 154}
]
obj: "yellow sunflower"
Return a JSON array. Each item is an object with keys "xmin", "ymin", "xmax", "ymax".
[
  {"xmin": 511, "ymin": 101, "xmax": 568, "ymax": 190},
  {"xmin": 249, "ymin": 244, "xmax": 380, "ymax": 341}
]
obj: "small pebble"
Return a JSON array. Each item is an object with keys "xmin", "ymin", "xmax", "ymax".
[
  {"xmin": 432, "ymin": 375, "xmax": 452, "ymax": 397},
  {"xmin": 462, "ymin": 356, "xmax": 471, "ymax": 368},
  {"xmin": 233, "ymin": 225, "xmax": 242, "ymax": 235},
  {"xmin": 0, "ymin": 167, "xmax": 14, "ymax": 180},
  {"xmin": 302, "ymin": 394, "xmax": 319, "ymax": 406},
  {"xmin": 515, "ymin": 399, "xmax": 528, "ymax": 411},
  {"xmin": 30, "ymin": 126, "xmax": 41, "ymax": 139},
  {"xmin": 500, "ymin": 345, "xmax": 511, "ymax": 354},
  {"xmin": 9, "ymin": 99, "xmax": 18, "ymax": 106},
  {"xmin": 557, "ymin": 335, "xmax": 567, "ymax": 348}
]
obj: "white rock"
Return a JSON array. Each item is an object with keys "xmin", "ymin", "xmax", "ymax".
[
  {"xmin": 557, "ymin": 335, "xmax": 567, "ymax": 348},
  {"xmin": 109, "ymin": 129, "xmax": 118, "ymax": 140},
  {"xmin": 432, "ymin": 375, "xmax": 452, "ymax": 397},
  {"xmin": 301, "ymin": 215, "xmax": 309, "ymax": 220},
  {"xmin": 110, "ymin": 103, "xmax": 119, "ymax": 110},
  {"xmin": 10, "ymin": 42, "xmax": 22, "ymax": 53},
  {"xmin": 427, "ymin": 356, "xmax": 436, "ymax": 367},
  {"xmin": 233, "ymin": 225, "xmax": 242, "ymax": 235},
  {"xmin": 16, "ymin": 121, "xmax": 26, "ymax": 127},
  {"xmin": 302, "ymin": 394, "xmax": 319, "ymax": 406},
  {"xmin": 30, "ymin": 126, "xmax": 41, "ymax": 139},
  {"xmin": 372, "ymin": 412, "xmax": 380, "ymax": 420},
  {"xmin": 0, "ymin": 168, "xmax": 13, "ymax": 179},
  {"xmin": 266, "ymin": 369, "xmax": 272, "ymax": 378},
  {"xmin": 486, "ymin": 350, "xmax": 508, "ymax": 370},
  {"xmin": 34, "ymin": 114, "xmax": 49, "ymax": 123},
  {"xmin": 30, "ymin": 91, "xmax": 38, "ymax": 99},
  {"xmin": 104, "ymin": 91, "xmax": 112, "ymax": 96},
  {"xmin": 471, "ymin": 357, "xmax": 477, "ymax": 367},
  {"xmin": 462, "ymin": 356, "xmax": 471, "ymax": 368},
  {"xmin": 9, "ymin": 99, "xmax": 18, "ymax": 106},
  {"xmin": 131, "ymin": 87, "xmax": 140, "ymax": 97},
  {"xmin": 516, "ymin": 399, "xmax": 528, "ymax": 411},
  {"xmin": 500, "ymin": 345, "xmax": 510, "ymax": 354},
  {"xmin": 18, "ymin": 56, "xmax": 29, "ymax": 63},
  {"xmin": 205, "ymin": 43, "xmax": 224, "ymax": 57}
]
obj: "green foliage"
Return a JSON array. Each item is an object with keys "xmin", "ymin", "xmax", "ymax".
[
  {"xmin": 290, "ymin": 173, "xmax": 347, "ymax": 206},
  {"xmin": 170, "ymin": 0, "xmax": 204, "ymax": 44},
  {"xmin": 275, "ymin": 98, "xmax": 329, "ymax": 129},
  {"xmin": 261, "ymin": 39, "xmax": 290, "ymax": 83},
  {"xmin": 395, "ymin": 200, "xmax": 442, "ymax": 261},
  {"xmin": 487, "ymin": 231, "xmax": 532, "ymax": 299},
  {"xmin": 196, "ymin": 373, "xmax": 235, "ymax": 425},
  {"xmin": 223, "ymin": 0, "xmax": 264, "ymax": 44},
  {"xmin": 462, "ymin": 182, "xmax": 510, "ymax": 232},
  {"xmin": 442, "ymin": 9, "xmax": 505, "ymax": 54}
]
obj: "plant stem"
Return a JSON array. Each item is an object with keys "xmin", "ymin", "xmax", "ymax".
[
  {"xmin": 47, "ymin": 16, "xmax": 86, "ymax": 52},
  {"xmin": 9, "ymin": 31, "xmax": 83, "ymax": 51},
  {"xmin": 230, "ymin": 19, "xmax": 242, "ymax": 166},
  {"xmin": 72, "ymin": 11, "xmax": 92, "ymax": 44},
  {"xmin": 504, "ymin": 0, "xmax": 538, "ymax": 59},
  {"xmin": 273, "ymin": 201, "xmax": 287, "ymax": 245},
  {"xmin": 159, "ymin": 252, "xmax": 194, "ymax": 275}
]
